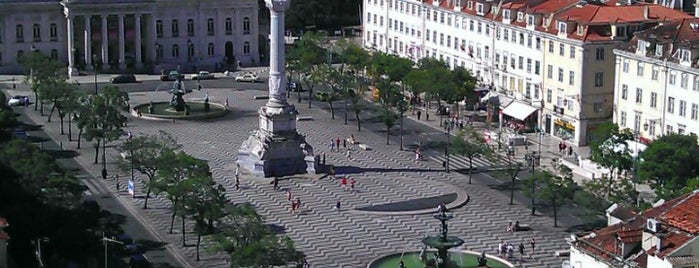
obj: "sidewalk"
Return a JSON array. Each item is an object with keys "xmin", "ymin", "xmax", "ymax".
[{"xmin": 404, "ymin": 104, "xmax": 656, "ymax": 199}]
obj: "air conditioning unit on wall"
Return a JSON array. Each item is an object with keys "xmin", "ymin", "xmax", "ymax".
[{"xmin": 647, "ymin": 219, "xmax": 660, "ymax": 233}]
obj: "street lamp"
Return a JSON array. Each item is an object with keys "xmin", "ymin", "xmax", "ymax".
[
  {"xmin": 102, "ymin": 232, "xmax": 124, "ymax": 268},
  {"xmin": 444, "ymin": 120, "xmax": 454, "ymax": 173},
  {"xmin": 154, "ymin": 43, "xmax": 161, "ymax": 65},
  {"xmin": 524, "ymin": 151, "xmax": 540, "ymax": 216},
  {"xmin": 128, "ymin": 132, "xmax": 134, "ymax": 181},
  {"xmin": 30, "ymin": 45, "xmax": 39, "ymax": 111},
  {"xmin": 92, "ymin": 54, "xmax": 98, "ymax": 95},
  {"xmin": 399, "ymin": 99, "xmax": 406, "ymax": 151}
]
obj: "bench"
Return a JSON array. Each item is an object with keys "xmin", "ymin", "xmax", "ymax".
[
  {"xmin": 253, "ymin": 95, "xmax": 269, "ymax": 100},
  {"xmin": 358, "ymin": 144, "xmax": 372, "ymax": 151},
  {"xmin": 515, "ymin": 224, "xmax": 531, "ymax": 232},
  {"xmin": 554, "ymin": 250, "xmax": 570, "ymax": 257},
  {"xmin": 296, "ymin": 116, "xmax": 314, "ymax": 121}
]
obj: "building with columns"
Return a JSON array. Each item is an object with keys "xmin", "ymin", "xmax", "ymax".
[{"xmin": 0, "ymin": 0, "xmax": 260, "ymax": 75}]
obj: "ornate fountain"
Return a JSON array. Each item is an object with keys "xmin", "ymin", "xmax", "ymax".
[
  {"xmin": 167, "ymin": 78, "xmax": 191, "ymax": 111},
  {"xmin": 421, "ymin": 206, "xmax": 466, "ymax": 268}
]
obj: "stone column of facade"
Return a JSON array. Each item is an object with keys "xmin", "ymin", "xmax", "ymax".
[
  {"xmin": 237, "ymin": 0, "xmax": 318, "ymax": 177},
  {"xmin": 134, "ymin": 13, "xmax": 142, "ymax": 69},
  {"xmin": 147, "ymin": 14, "xmax": 157, "ymax": 64},
  {"xmin": 117, "ymin": 14, "xmax": 126, "ymax": 70},
  {"xmin": 84, "ymin": 15, "xmax": 92, "ymax": 70},
  {"xmin": 66, "ymin": 15, "xmax": 78, "ymax": 76},
  {"xmin": 101, "ymin": 14, "xmax": 109, "ymax": 70}
]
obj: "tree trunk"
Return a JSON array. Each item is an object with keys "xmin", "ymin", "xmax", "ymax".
[
  {"xmin": 169, "ymin": 212, "xmax": 176, "ymax": 234},
  {"xmin": 102, "ymin": 137, "xmax": 107, "ymax": 170},
  {"xmin": 48, "ymin": 102, "xmax": 56, "ymax": 122},
  {"xmin": 468, "ymin": 158, "xmax": 473, "ymax": 184},
  {"xmin": 181, "ymin": 216, "xmax": 186, "ymax": 246},
  {"xmin": 344, "ymin": 102, "xmax": 348, "ymax": 125},
  {"xmin": 386, "ymin": 126, "xmax": 390, "ymax": 145},
  {"xmin": 196, "ymin": 233, "xmax": 201, "ymax": 261},
  {"xmin": 355, "ymin": 111, "xmax": 361, "ymax": 131},
  {"xmin": 308, "ymin": 87, "xmax": 313, "ymax": 109},
  {"xmin": 94, "ymin": 140, "xmax": 100, "ymax": 164},
  {"xmin": 40, "ymin": 100, "xmax": 44, "ymax": 116},
  {"xmin": 59, "ymin": 113, "xmax": 65, "ymax": 135},
  {"xmin": 143, "ymin": 187, "xmax": 151, "ymax": 209},
  {"xmin": 34, "ymin": 91, "xmax": 38, "ymax": 111},
  {"xmin": 77, "ymin": 129, "xmax": 82, "ymax": 149},
  {"xmin": 552, "ymin": 197, "xmax": 558, "ymax": 227},
  {"xmin": 67, "ymin": 114, "xmax": 72, "ymax": 141},
  {"xmin": 329, "ymin": 100, "xmax": 335, "ymax": 119}
]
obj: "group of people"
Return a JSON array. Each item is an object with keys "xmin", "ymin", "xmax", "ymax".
[
  {"xmin": 329, "ymin": 137, "xmax": 352, "ymax": 158},
  {"xmin": 497, "ymin": 238, "xmax": 536, "ymax": 261},
  {"xmin": 558, "ymin": 142, "xmax": 574, "ymax": 156},
  {"xmin": 339, "ymin": 175, "xmax": 356, "ymax": 192},
  {"xmin": 286, "ymin": 190, "xmax": 303, "ymax": 213}
]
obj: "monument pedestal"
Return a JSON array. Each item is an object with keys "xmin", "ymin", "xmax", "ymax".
[{"xmin": 237, "ymin": 105, "xmax": 318, "ymax": 177}]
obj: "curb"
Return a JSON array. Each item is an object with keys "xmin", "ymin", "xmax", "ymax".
[
  {"xmin": 348, "ymin": 181, "xmax": 470, "ymax": 216},
  {"xmin": 366, "ymin": 249, "xmax": 516, "ymax": 268}
]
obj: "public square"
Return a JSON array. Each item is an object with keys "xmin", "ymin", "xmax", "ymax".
[{"xmin": 2, "ymin": 72, "xmax": 589, "ymax": 267}]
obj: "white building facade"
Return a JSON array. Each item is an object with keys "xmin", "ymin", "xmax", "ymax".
[{"xmin": 0, "ymin": 0, "xmax": 260, "ymax": 75}]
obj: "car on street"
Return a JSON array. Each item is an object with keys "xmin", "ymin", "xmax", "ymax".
[
  {"xmin": 235, "ymin": 73, "xmax": 259, "ymax": 83},
  {"xmin": 160, "ymin": 70, "xmax": 185, "ymax": 81},
  {"xmin": 191, "ymin": 71, "xmax": 215, "ymax": 80},
  {"xmin": 110, "ymin": 74, "xmax": 137, "ymax": 84},
  {"xmin": 7, "ymin": 95, "xmax": 29, "ymax": 106}
]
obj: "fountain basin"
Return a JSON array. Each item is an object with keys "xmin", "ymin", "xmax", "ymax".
[
  {"xmin": 131, "ymin": 101, "xmax": 228, "ymax": 120},
  {"xmin": 422, "ymin": 236, "xmax": 465, "ymax": 249},
  {"xmin": 368, "ymin": 250, "xmax": 515, "ymax": 268}
]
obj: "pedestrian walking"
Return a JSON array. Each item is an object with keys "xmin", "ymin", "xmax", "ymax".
[
  {"xmin": 568, "ymin": 146, "xmax": 573, "ymax": 156},
  {"xmin": 497, "ymin": 241, "xmax": 503, "ymax": 257},
  {"xmin": 329, "ymin": 140, "xmax": 335, "ymax": 152},
  {"xmin": 335, "ymin": 200, "xmax": 341, "ymax": 212},
  {"xmin": 224, "ymin": 97, "xmax": 229, "ymax": 109},
  {"xmin": 506, "ymin": 220, "xmax": 514, "ymax": 233},
  {"xmin": 295, "ymin": 197, "xmax": 302, "ymax": 212},
  {"xmin": 302, "ymin": 257, "xmax": 309, "ymax": 268},
  {"xmin": 340, "ymin": 176, "xmax": 347, "ymax": 191},
  {"xmin": 349, "ymin": 177, "xmax": 356, "ymax": 192},
  {"xmin": 499, "ymin": 242, "xmax": 506, "ymax": 258},
  {"xmin": 426, "ymin": 113, "xmax": 429, "ymax": 121},
  {"xmin": 417, "ymin": 110, "xmax": 422, "ymax": 120},
  {"xmin": 530, "ymin": 238, "xmax": 536, "ymax": 252},
  {"xmin": 101, "ymin": 168, "xmax": 108, "ymax": 180},
  {"xmin": 343, "ymin": 139, "xmax": 347, "ymax": 149},
  {"xmin": 518, "ymin": 242, "xmax": 525, "ymax": 260},
  {"xmin": 507, "ymin": 243, "xmax": 514, "ymax": 259},
  {"xmin": 235, "ymin": 176, "xmax": 240, "ymax": 190},
  {"xmin": 116, "ymin": 177, "xmax": 121, "ymax": 192},
  {"xmin": 335, "ymin": 137, "xmax": 341, "ymax": 149},
  {"xmin": 291, "ymin": 199, "xmax": 297, "ymax": 213},
  {"xmin": 286, "ymin": 190, "xmax": 292, "ymax": 202},
  {"xmin": 346, "ymin": 147, "xmax": 351, "ymax": 159},
  {"xmin": 558, "ymin": 142, "xmax": 564, "ymax": 153},
  {"xmin": 273, "ymin": 177, "xmax": 279, "ymax": 191}
]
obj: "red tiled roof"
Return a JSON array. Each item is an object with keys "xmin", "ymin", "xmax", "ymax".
[
  {"xmin": 645, "ymin": 232, "xmax": 693, "ymax": 258},
  {"xmin": 659, "ymin": 191, "xmax": 699, "ymax": 234},
  {"xmin": 618, "ymin": 228, "xmax": 643, "ymax": 243}
]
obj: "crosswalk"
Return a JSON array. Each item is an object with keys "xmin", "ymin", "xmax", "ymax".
[{"xmin": 425, "ymin": 151, "xmax": 509, "ymax": 171}]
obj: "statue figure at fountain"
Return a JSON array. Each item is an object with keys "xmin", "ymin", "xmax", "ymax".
[
  {"xmin": 422, "ymin": 204, "xmax": 465, "ymax": 268},
  {"xmin": 168, "ymin": 78, "xmax": 190, "ymax": 111}
]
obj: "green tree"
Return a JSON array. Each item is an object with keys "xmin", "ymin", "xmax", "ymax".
[
  {"xmin": 450, "ymin": 126, "xmax": 491, "ymax": 184},
  {"xmin": 0, "ymin": 109, "xmax": 18, "ymax": 143},
  {"xmin": 521, "ymin": 169, "xmax": 544, "ymax": 216},
  {"xmin": 379, "ymin": 107, "xmax": 397, "ymax": 145},
  {"xmin": 638, "ymin": 134, "xmax": 699, "ymax": 200},
  {"xmin": 448, "ymin": 66, "xmax": 477, "ymax": 116},
  {"xmin": 583, "ymin": 177, "xmax": 638, "ymax": 209},
  {"xmin": 81, "ymin": 86, "xmax": 129, "ymax": 167},
  {"xmin": 539, "ymin": 159, "xmax": 576, "ymax": 227},
  {"xmin": 585, "ymin": 122, "xmax": 637, "ymax": 203},
  {"xmin": 211, "ymin": 204, "xmax": 304, "ymax": 268},
  {"xmin": 20, "ymin": 50, "xmax": 64, "ymax": 113},
  {"xmin": 290, "ymin": 32, "xmax": 326, "ymax": 108},
  {"xmin": 0, "ymin": 139, "xmax": 56, "ymax": 196},
  {"xmin": 367, "ymin": 52, "xmax": 413, "ymax": 84},
  {"xmin": 180, "ymin": 175, "xmax": 227, "ymax": 261},
  {"xmin": 117, "ymin": 131, "xmax": 181, "ymax": 209},
  {"xmin": 155, "ymin": 151, "xmax": 210, "ymax": 234}
]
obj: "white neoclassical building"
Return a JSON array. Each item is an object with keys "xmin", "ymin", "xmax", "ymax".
[{"xmin": 0, "ymin": 0, "xmax": 260, "ymax": 75}]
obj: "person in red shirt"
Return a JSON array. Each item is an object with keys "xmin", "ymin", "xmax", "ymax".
[
  {"xmin": 340, "ymin": 176, "xmax": 348, "ymax": 191},
  {"xmin": 349, "ymin": 178, "xmax": 356, "ymax": 192}
]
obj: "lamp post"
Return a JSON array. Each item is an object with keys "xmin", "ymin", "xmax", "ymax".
[
  {"xmin": 154, "ymin": 43, "xmax": 161, "ymax": 65},
  {"xmin": 525, "ymin": 151, "xmax": 540, "ymax": 216},
  {"xmin": 92, "ymin": 54, "xmax": 98, "ymax": 94},
  {"xmin": 30, "ymin": 45, "xmax": 39, "ymax": 111},
  {"xmin": 444, "ymin": 120, "xmax": 453, "ymax": 173},
  {"xmin": 399, "ymin": 99, "xmax": 405, "ymax": 151},
  {"xmin": 102, "ymin": 232, "xmax": 123, "ymax": 268},
  {"xmin": 128, "ymin": 132, "xmax": 134, "ymax": 181}
]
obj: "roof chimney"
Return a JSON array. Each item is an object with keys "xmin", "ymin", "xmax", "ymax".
[{"xmin": 643, "ymin": 6, "xmax": 649, "ymax": 19}]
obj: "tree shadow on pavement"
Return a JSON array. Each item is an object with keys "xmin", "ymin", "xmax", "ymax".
[
  {"xmin": 564, "ymin": 218, "xmax": 607, "ymax": 233},
  {"xmin": 43, "ymin": 149, "xmax": 80, "ymax": 159},
  {"xmin": 134, "ymin": 239, "xmax": 168, "ymax": 252},
  {"xmin": 16, "ymin": 122, "xmax": 43, "ymax": 131},
  {"xmin": 267, "ymin": 224, "xmax": 287, "ymax": 235}
]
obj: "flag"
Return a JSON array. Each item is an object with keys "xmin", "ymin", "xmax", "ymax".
[{"xmin": 127, "ymin": 180, "xmax": 135, "ymax": 196}]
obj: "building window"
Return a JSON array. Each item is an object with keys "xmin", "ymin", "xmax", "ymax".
[
  {"xmin": 535, "ymin": 60, "xmax": 540, "ymax": 75},
  {"xmin": 548, "ymin": 40, "xmax": 553, "ymax": 53},
  {"xmin": 558, "ymin": 68, "xmax": 564, "ymax": 82},
  {"xmin": 594, "ymin": 72, "xmax": 603, "ymax": 87},
  {"xmin": 207, "ymin": 18, "xmax": 214, "ymax": 35},
  {"xmin": 634, "ymin": 114, "xmax": 641, "ymax": 133},
  {"xmin": 172, "ymin": 44, "xmax": 179, "ymax": 58},
  {"xmin": 692, "ymin": 103, "xmax": 698, "ymax": 120},
  {"xmin": 526, "ymin": 58, "xmax": 532, "ymax": 73},
  {"xmin": 622, "ymin": 60, "xmax": 629, "ymax": 72},
  {"xmin": 156, "ymin": 20, "xmax": 163, "ymax": 38},
  {"xmin": 518, "ymin": 56, "xmax": 523, "ymax": 70},
  {"xmin": 569, "ymin": 46, "xmax": 575, "ymax": 59},
  {"xmin": 636, "ymin": 62, "xmax": 644, "ymax": 76},
  {"xmin": 207, "ymin": 42, "xmax": 214, "ymax": 56},
  {"xmin": 621, "ymin": 84, "xmax": 628, "ymax": 100},
  {"xmin": 225, "ymin": 18, "xmax": 232, "ymax": 35},
  {"xmin": 569, "ymin": 71, "xmax": 574, "ymax": 85},
  {"xmin": 50, "ymin": 49, "xmax": 57, "ymax": 60},
  {"xmin": 620, "ymin": 111, "xmax": 626, "ymax": 127},
  {"xmin": 171, "ymin": 19, "xmax": 179, "ymax": 37},
  {"xmin": 243, "ymin": 17, "xmax": 251, "ymax": 34},
  {"xmin": 680, "ymin": 100, "xmax": 687, "ymax": 116},
  {"xmin": 187, "ymin": 19, "xmax": 194, "ymax": 36},
  {"xmin": 652, "ymin": 68, "xmax": 659, "ymax": 80},
  {"xmin": 669, "ymin": 72, "xmax": 676, "ymax": 85},
  {"xmin": 547, "ymin": 65, "xmax": 553, "ymax": 79},
  {"xmin": 595, "ymin": 47, "xmax": 604, "ymax": 60},
  {"xmin": 594, "ymin": 102, "xmax": 603, "ymax": 113},
  {"xmin": 49, "ymin": 23, "xmax": 57, "ymax": 41},
  {"xmin": 559, "ymin": 44, "xmax": 564, "ymax": 56},
  {"xmin": 694, "ymin": 78, "xmax": 699, "ymax": 91},
  {"xmin": 681, "ymin": 74, "xmax": 689, "ymax": 89},
  {"xmin": 16, "ymin": 50, "xmax": 24, "ymax": 63},
  {"xmin": 16, "ymin": 24, "xmax": 23, "ymax": 43},
  {"xmin": 188, "ymin": 43, "xmax": 195, "ymax": 58},
  {"xmin": 668, "ymin": 97, "xmax": 675, "ymax": 113},
  {"xmin": 547, "ymin": 88, "xmax": 552, "ymax": 103},
  {"xmin": 243, "ymin": 41, "xmax": 250, "ymax": 54},
  {"xmin": 650, "ymin": 92, "xmax": 657, "ymax": 108},
  {"xmin": 635, "ymin": 88, "xmax": 642, "ymax": 103},
  {"xmin": 32, "ymin": 24, "xmax": 41, "ymax": 42},
  {"xmin": 426, "ymin": 29, "xmax": 430, "ymax": 41}
]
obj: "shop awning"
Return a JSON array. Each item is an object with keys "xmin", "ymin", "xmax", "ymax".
[{"xmin": 502, "ymin": 101, "xmax": 538, "ymax": 121}]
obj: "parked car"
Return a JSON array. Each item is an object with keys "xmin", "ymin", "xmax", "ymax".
[
  {"xmin": 234, "ymin": 73, "xmax": 259, "ymax": 83},
  {"xmin": 111, "ymin": 74, "xmax": 137, "ymax": 84},
  {"xmin": 191, "ymin": 71, "xmax": 215, "ymax": 80},
  {"xmin": 7, "ymin": 95, "xmax": 29, "ymax": 106},
  {"xmin": 288, "ymin": 81, "xmax": 304, "ymax": 92},
  {"xmin": 160, "ymin": 70, "xmax": 185, "ymax": 81}
]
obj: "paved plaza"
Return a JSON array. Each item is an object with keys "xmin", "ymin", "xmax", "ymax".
[{"xmin": 3, "ymin": 82, "xmax": 582, "ymax": 267}]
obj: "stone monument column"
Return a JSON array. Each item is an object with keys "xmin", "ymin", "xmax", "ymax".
[
  {"xmin": 266, "ymin": 0, "xmax": 289, "ymax": 108},
  {"xmin": 237, "ymin": 0, "xmax": 318, "ymax": 177}
]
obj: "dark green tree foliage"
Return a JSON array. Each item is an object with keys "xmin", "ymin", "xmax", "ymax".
[
  {"xmin": 380, "ymin": 107, "xmax": 398, "ymax": 145},
  {"xmin": 0, "ymin": 109, "xmax": 18, "ymax": 143},
  {"xmin": 450, "ymin": 127, "xmax": 492, "ymax": 184},
  {"xmin": 638, "ymin": 134, "xmax": 699, "ymax": 200},
  {"xmin": 181, "ymin": 175, "xmax": 227, "ymax": 261},
  {"xmin": 20, "ymin": 50, "xmax": 65, "ymax": 112},
  {"xmin": 367, "ymin": 52, "xmax": 413, "ymax": 83},
  {"xmin": 286, "ymin": 0, "xmax": 361, "ymax": 30}
]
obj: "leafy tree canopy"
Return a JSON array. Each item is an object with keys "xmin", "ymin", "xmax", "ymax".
[{"xmin": 638, "ymin": 134, "xmax": 699, "ymax": 199}]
